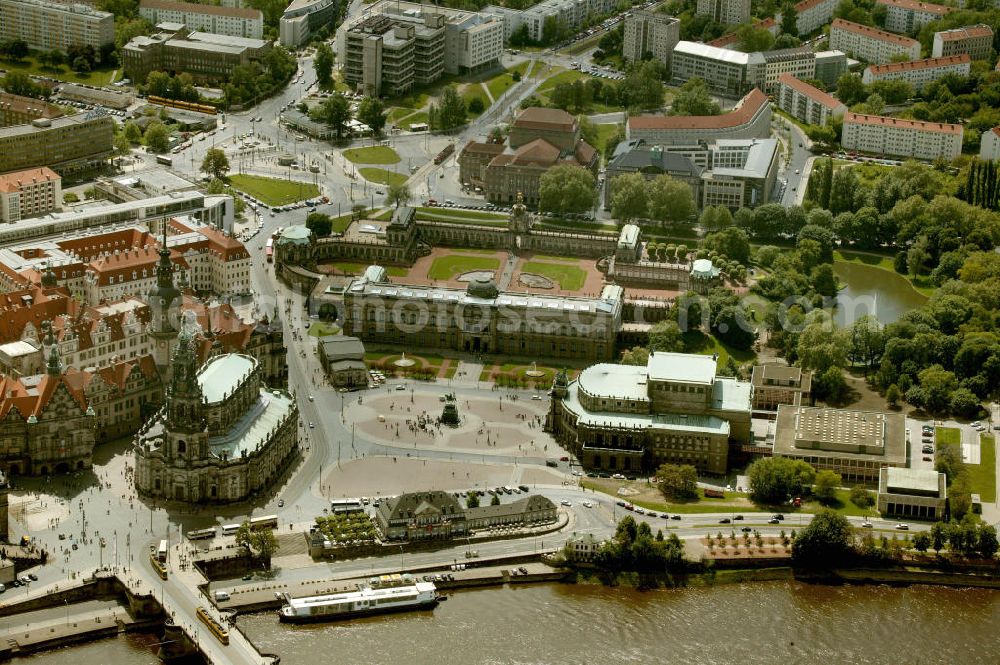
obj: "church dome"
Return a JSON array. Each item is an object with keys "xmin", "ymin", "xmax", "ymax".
[{"xmin": 466, "ymin": 278, "xmax": 499, "ymax": 300}]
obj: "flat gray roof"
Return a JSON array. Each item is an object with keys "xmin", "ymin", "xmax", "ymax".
[
  {"xmin": 674, "ymin": 41, "xmax": 766, "ymax": 66},
  {"xmin": 199, "ymin": 354, "xmax": 255, "ymax": 403},
  {"xmin": 884, "ymin": 467, "xmax": 942, "ymax": 494},
  {"xmin": 577, "ymin": 363, "xmax": 649, "ymax": 402},
  {"xmin": 647, "ymin": 351, "xmax": 717, "ymax": 385}
]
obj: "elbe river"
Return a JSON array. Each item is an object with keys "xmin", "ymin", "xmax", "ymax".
[{"xmin": 21, "ymin": 582, "xmax": 1000, "ymax": 664}]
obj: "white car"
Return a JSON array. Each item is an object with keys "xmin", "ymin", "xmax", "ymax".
[
  {"xmin": 861, "ymin": 522, "xmax": 873, "ymax": 528},
  {"xmin": 582, "ymin": 501, "xmax": 593, "ymax": 508},
  {"xmin": 308, "ymin": 395, "xmax": 314, "ymax": 401},
  {"xmin": 895, "ymin": 523, "xmax": 909, "ymax": 530},
  {"xmin": 560, "ymin": 500, "xmax": 571, "ymax": 506}
]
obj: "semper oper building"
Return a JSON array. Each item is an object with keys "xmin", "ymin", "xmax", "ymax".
[
  {"xmin": 549, "ymin": 351, "xmax": 753, "ymax": 475},
  {"xmin": 133, "ymin": 315, "xmax": 299, "ymax": 503}
]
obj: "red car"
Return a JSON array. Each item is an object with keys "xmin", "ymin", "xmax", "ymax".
[{"xmin": 559, "ymin": 456, "xmax": 569, "ymax": 462}]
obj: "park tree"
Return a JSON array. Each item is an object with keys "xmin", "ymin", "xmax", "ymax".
[
  {"xmin": 0, "ymin": 39, "xmax": 29, "ymax": 62},
  {"xmin": 848, "ymin": 315, "xmax": 886, "ymax": 374},
  {"xmin": 669, "ymin": 77, "xmax": 720, "ymax": 117},
  {"xmin": 200, "ymin": 147, "xmax": 230, "ymax": 180},
  {"xmin": 703, "ymin": 227, "xmax": 751, "ymax": 264},
  {"xmin": 849, "ymin": 485, "xmax": 875, "ymax": 508},
  {"xmin": 431, "ymin": 86, "xmax": 467, "ymax": 130},
  {"xmin": 699, "ymin": 205, "xmax": 732, "ymax": 232},
  {"xmin": 656, "ymin": 463, "xmax": 699, "ymax": 501},
  {"xmin": 385, "ymin": 182, "xmax": 411, "ymax": 209},
  {"xmin": 538, "ymin": 165, "xmax": 597, "ymax": 216},
  {"xmin": 465, "ymin": 491, "xmax": 480, "ymax": 508},
  {"xmin": 781, "ymin": 2, "xmax": 799, "ymax": 36},
  {"xmin": 357, "ymin": 96, "xmax": 387, "ymax": 135},
  {"xmin": 647, "ymin": 176, "xmax": 695, "ymax": 225},
  {"xmin": 123, "ymin": 120, "xmax": 143, "ymax": 144},
  {"xmin": 835, "ymin": 73, "xmax": 867, "ymax": 106},
  {"xmin": 610, "ymin": 173, "xmax": 648, "ymax": 223},
  {"xmin": 930, "ymin": 522, "xmax": 947, "ymax": 552},
  {"xmin": 648, "ymin": 320, "xmax": 685, "ymax": 353},
  {"xmin": 2, "ymin": 71, "xmax": 45, "ymax": 98},
  {"xmin": 621, "ymin": 346, "xmax": 650, "ymax": 365},
  {"xmin": 813, "ymin": 470, "xmax": 842, "ymax": 504},
  {"xmin": 747, "ymin": 457, "xmax": 816, "ymax": 505},
  {"xmin": 791, "ymin": 509, "xmax": 854, "ymax": 568},
  {"xmin": 143, "ymin": 121, "xmax": 170, "ymax": 153},
  {"xmin": 314, "ymin": 93, "xmax": 352, "ymax": 139},
  {"xmin": 491, "ymin": 493, "xmax": 501, "ymax": 506},
  {"xmin": 736, "ymin": 24, "xmax": 774, "ymax": 52},
  {"xmin": 912, "ymin": 531, "xmax": 931, "ymax": 553},
  {"xmin": 978, "ymin": 524, "xmax": 999, "ymax": 559},
  {"xmin": 114, "ymin": 132, "xmax": 133, "ymax": 160},
  {"xmin": 305, "ymin": 212, "xmax": 333, "ymax": 236},
  {"xmin": 235, "ymin": 521, "xmax": 279, "ymax": 564},
  {"xmin": 313, "ymin": 43, "xmax": 334, "ymax": 88}
]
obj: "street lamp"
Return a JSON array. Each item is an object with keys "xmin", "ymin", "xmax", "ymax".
[{"xmin": 398, "ymin": 545, "xmax": 404, "ymax": 571}]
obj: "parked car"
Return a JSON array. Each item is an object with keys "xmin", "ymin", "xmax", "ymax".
[
  {"xmin": 733, "ymin": 515, "xmax": 744, "ymax": 521},
  {"xmin": 895, "ymin": 523, "xmax": 909, "ymax": 530},
  {"xmin": 719, "ymin": 518, "xmax": 731, "ymax": 524},
  {"xmin": 769, "ymin": 518, "xmax": 780, "ymax": 524}
]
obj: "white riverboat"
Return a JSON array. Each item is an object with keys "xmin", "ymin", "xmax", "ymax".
[{"xmin": 279, "ymin": 582, "xmax": 439, "ymax": 623}]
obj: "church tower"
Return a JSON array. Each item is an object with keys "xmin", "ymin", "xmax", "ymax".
[
  {"xmin": 148, "ymin": 224, "xmax": 182, "ymax": 377},
  {"xmin": 163, "ymin": 314, "xmax": 209, "ymax": 467}
]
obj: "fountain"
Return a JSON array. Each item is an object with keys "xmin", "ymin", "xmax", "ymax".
[
  {"xmin": 525, "ymin": 361, "xmax": 545, "ymax": 378},
  {"xmin": 393, "ymin": 352, "xmax": 416, "ymax": 368}
]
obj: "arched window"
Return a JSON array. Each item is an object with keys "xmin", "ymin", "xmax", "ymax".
[{"xmin": 177, "ymin": 440, "xmax": 186, "ymax": 454}]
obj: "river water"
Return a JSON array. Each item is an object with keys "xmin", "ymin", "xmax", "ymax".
[
  {"xmin": 227, "ymin": 582, "xmax": 999, "ymax": 665},
  {"xmin": 833, "ymin": 261, "xmax": 928, "ymax": 327}
]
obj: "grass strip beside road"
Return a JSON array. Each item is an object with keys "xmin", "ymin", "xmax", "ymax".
[
  {"xmin": 343, "ymin": 146, "xmax": 401, "ymax": 165},
  {"xmin": 358, "ymin": 168, "xmax": 408, "ymax": 186},
  {"xmin": 972, "ymin": 434, "xmax": 996, "ymax": 502},
  {"xmin": 0, "ymin": 56, "xmax": 118, "ymax": 86},
  {"xmin": 427, "ymin": 255, "xmax": 500, "ymax": 281},
  {"xmin": 521, "ymin": 261, "xmax": 587, "ymax": 290},
  {"xmin": 227, "ymin": 174, "xmax": 320, "ymax": 206}
]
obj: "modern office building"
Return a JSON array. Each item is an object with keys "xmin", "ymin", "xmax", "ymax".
[
  {"xmin": 862, "ymin": 54, "xmax": 971, "ymax": 89},
  {"xmin": 750, "ymin": 364, "xmax": 812, "ymax": 412},
  {"xmin": 0, "ymin": 167, "xmax": 61, "ymax": 223},
  {"xmin": 484, "ymin": 0, "xmax": 616, "ymax": 42},
  {"xmin": 829, "ymin": 18, "xmax": 921, "ymax": 64},
  {"xmin": 279, "ymin": 0, "xmax": 336, "ymax": 47},
  {"xmin": 842, "ymin": 112, "xmax": 962, "ymax": 160},
  {"xmin": 0, "ymin": 110, "xmax": 113, "ymax": 178},
  {"xmin": 773, "ymin": 405, "xmax": 907, "ymax": 484},
  {"xmin": 931, "ymin": 24, "xmax": 994, "ymax": 61},
  {"xmin": 139, "ymin": 0, "xmax": 263, "ymax": 38},
  {"xmin": 670, "ymin": 41, "xmax": 766, "ymax": 97},
  {"xmin": 341, "ymin": 265, "xmax": 623, "ymax": 361},
  {"xmin": 548, "ymin": 352, "xmax": 753, "ymax": 474},
  {"xmin": 0, "ymin": 0, "xmax": 114, "ymax": 58},
  {"xmin": 628, "ymin": 88, "xmax": 771, "ymax": 146},
  {"xmin": 339, "ymin": 0, "xmax": 502, "ymax": 96},
  {"xmin": 123, "ymin": 26, "xmax": 272, "ymax": 86},
  {"xmin": 700, "ymin": 138, "xmax": 779, "ymax": 209},
  {"xmin": 696, "ymin": 0, "xmax": 750, "ymax": 26},
  {"xmin": 775, "ymin": 74, "xmax": 847, "ymax": 126},
  {"xmin": 0, "ymin": 93, "xmax": 63, "ymax": 129},
  {"xmin": 761, "ymin": 47, "xmax": 817, "ymax": 93},
  {"xmin": 877, "ymin": 0, "xmax": 952, "ymax": 34},
  {"xmin": 604, "ymin": 140, "xmax": 703, "ymax": 208},
  {"xmin": 622, "ymin": 10, "xmax": 680, "ymax": 68},
  {"xmin": 813, "ymin": 50, "xmax": 848, "ymax": 86},
  {"xmin": 877, "ymin": 467, "xmax": 947, "ymax": 520},
  {"xmin": 980, "ymin": 127, "xmax": 1000, "ymax": 161}
]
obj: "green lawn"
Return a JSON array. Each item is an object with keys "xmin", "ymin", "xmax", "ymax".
[
  {"xmin": 227, "ymin": 174, "xmax": 320, "ymax": 206},
  {"xmin": 307, "ymin": 321, "xmax": 340, "ymax": 337},
  {"xmin": 972, "ymin": 435, "xmax": 996, "ymax": 503},
  {"xmin": 400, "ymin": 111, "xmax": 429, "ymax": 128},
  {"xmin": 463, "ymin": 85, "xmax": 490, "ymax": 117},
  {"xmin": 521, "ymin": 261, "xmax": 587, "ymax": 291},
  {"xmin": 594, "ymin": 123, "xmax": 620, "ymax": 159},
  {"xmin": 0, "ymin": 55, "xmax": 118, "ymax": 87},
  {"xmin": 533, "ymin": 218, "xmax": 619, "ymax": 233},
  {"xmin": 936, "ymin": 426, "xmax": 961, "ymax": 449},
  {"xmin": 327, "ymin": 262, "xmax": 407, "ymax": 276},
  {"xmin": 358, "ymin": 168, "xmax": 408, "ymax": 186},
  {"xmin": 415, "ymin": 206, "xmax": 506, "ymax": 221},
  {"xmin": 427, "ymin": 255, "xmax": 500, "ymax": 281},
  {"xmin": 682, "ymin": 330, "xmax": 757, "ymax": 371},
  {"xmin": 833, "ymin": 250, "xmax": 936, "ymax": 297},
  {"xmin": 343, "ymin": 146, "xmax": 401, "ymax": 165},
  {"xmin": 538, "ymin": 69, "xmax": 591, "ymax": 92},
  {"xmin": 485, "ymin": 61, "xmax": 530, "ymax": 100},
  {"xmin": 387, "ymin": 107, "xmax": 416, "ymax": 124},
  {"xmin": 417, "ymin": 212, "xmax": 509, "ymax": 227}
]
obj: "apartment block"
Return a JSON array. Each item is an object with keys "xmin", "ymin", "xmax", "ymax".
[
  {"xmin": 793, "ymin": 0, "xmax": 839, "ymax": 35},
  {"xmin": 877, "ymin": 0, "xmax": 952, "ymax": 34},
  {"xmin": 0, "ymin": 0, "xmax": 114, "ymax": 57},
  {"xmin": 279, "ymin": 0, "xmax": 337, "ymax": 48},
  {"xmin": 0, "ymin": 93, "xmax": 63, "ymax": 129},
  {"xmin": 0, "ymin": 167, "xmax": 61, "ymax": 223},
  {"xmin": 123, "ymin": 27, "xmax": 272, "ymax": 86},
  {"xmin": 339, "ymin": 1, "xmax": 502, "ymax": 96},
  {"xmin": 622, "ymin": 10, "xmax": 680, "ymax": 69},
  {"xmin": 842, "ymin": 112, "xmax": 962, "ymax": 160},
  {"xmin": 139, "ymin": 0, "xmax": 264, "ymax": 39},
  {"xmin": 696, "ymin": 0, "xmax": 750, "ymax": 25},
  {"xmin": 628, "ymin": 88, "xmax": 771, "ymax": 146},
  {"xmin": 671, "ymin": 41, "xmax": 766, "ymax": 97},
  {"xmin": 829, "ymin": 18, "xmax": 921, "ymax": 64},
  {"xmin": 862, "ymin": 54, "xmax": 971, "ymax": 89},
  {"xmin": 0, "ymin": 112, "xmax": 113, "ymax": 177},
  {"xmin": 775, "ymin": 74, "xmax": 846, "ymax": 126},
  {"xmin": 761, "ymin": 47, "xmax": 816, "ymax": 93},
  {"xmin": 813, "ymin": 50, "xmax": 848, "ymax": 86},
  {"xmin": 980, "ymin": 127, "xmax": 1000, "ymax": 161},
  {"xmin": 483, "ymin": 0, "xmax": 616, "ymax": 42},
  {"xmin": 931, "ymin": 24, "xmax": 994, "ymax": 61}
]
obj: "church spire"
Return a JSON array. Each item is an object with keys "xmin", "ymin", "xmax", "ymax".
[
  {"xmin": 46, "ymin": 345, "xmax": 62, "ymax": 376},
  {"xmin": 165, "ymin": 312, "xmax": 204, "ymax": 432}
]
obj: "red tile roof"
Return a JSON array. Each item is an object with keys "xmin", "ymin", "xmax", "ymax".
[
  {"xmin": 513, "ymin": 107, "xmax": 576, "ymax": 132},
  {"xmin": 629, "ymin": 88, "xmax": 768, "ymax": 131},
  {"xmin": 776, "ymin": 74, "xmax": 845, "ymax": 110},
  {"xmin": 831, "ymin": 18, "xmax": 921, "ymax": 48},
  {"xmin": 865, "ymin": 54, "xmax": 970, "ymax": 76},
  {"xmin": 845, "ymin": 112, "xmax": 962, "ymax": 135},
  {"xmin": 876, "ymin": 0, "xmax": 952, "ymax": 15},
  {"xmin": 0, "ymin": 167, "xmax": 59, "ymax": 193},
  {"xmin": 936, "ymin": 24, "xmax": 994, "ymax": 41}
]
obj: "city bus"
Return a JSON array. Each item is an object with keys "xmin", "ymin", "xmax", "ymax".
[
  {"xmin": 187, "ymin": 528, "xmax": 216, "ymax": 541},
  {"xmin": 221, "ymin": 523, "xmax": 241, "ymax": 536},
  {"xmin": 330, "ymin": 498, "xmax": 364, "ymax": 513},
  {"xmin": 156, "ymin": 155, "xmax": 172, "ymax": 166},
  {"xmin": 249, "ymin": 514, "xmax": 278, "ymax": 530},
  {"xmin": 265, "ymin": 237, "xmax": 273, "ymax": 262},
  {"xmin": 156, "ymin": 539, "xmax": 168, "ymax": 563}
]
